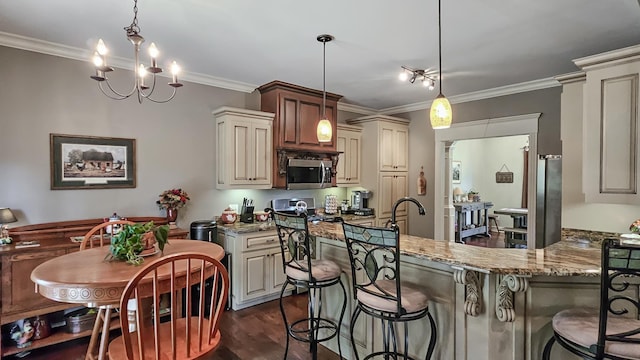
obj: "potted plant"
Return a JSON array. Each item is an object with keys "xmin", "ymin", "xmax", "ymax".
[
  {"xmin": 467, "ymin": 189, "xmax": 479, "ymax": 202},
  {"xmin": 105, "ymin": 221, "xmax": 169, "ymax": 265},
  {"xmin": 157, "ymin": 188, "xmax": 190, "ymax": 228}
]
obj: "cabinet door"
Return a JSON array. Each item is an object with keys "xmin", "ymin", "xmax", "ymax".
[
  {"xmin": 336, "ymin": 130, "xmax": 362, "ymax": 186},
  {"xmin": 251, "ymin": 122, "xmax": 272, "ymax": 185},
  {"xmin": 1, "ymin": 249, "xmax": 66, "ymax": 314},
  {"xmin": 230, "ymin": 121, "xmax": 252, "ymax": 185},
  {"xmin": 393, "ymin": 127, "xmax": 409, "ymax": 171},
  {"xmin": 378, "ymin": 172, "xmax": 408, "ymax": 218},
  {"xmin": 379, "ymin": 126, "xmax": 396, "ymax": 171},
  {"xmin": 240, "ymin": 249, "xmax": 270, "ymax": 302},
  {"xmin": 379, "ymin": 123, "xmax": 409, "ymax": 172},
  {"xmin": 270, "ymin": 249, "xmax": 288, "ymax": 294},
  {"xmin": 583, "ymin": 63, "xmax": 640, "ymax": 204}
]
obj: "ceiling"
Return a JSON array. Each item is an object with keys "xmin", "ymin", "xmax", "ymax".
[{"xmin": 1, "ymin": 0, "xmax": 639, "ymax": 111}]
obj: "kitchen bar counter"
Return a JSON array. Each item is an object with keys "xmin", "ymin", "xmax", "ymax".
[
  {"xmin": 311, "ymin": 221, "xmax": 604, "ymax": 360},
  {"xmin": 308, "ymin": 221, "xmax": 601, "ymax": 276},
  {"xmin": 217, "ymin": 214, "xmax": 376, "ymax": 235}
]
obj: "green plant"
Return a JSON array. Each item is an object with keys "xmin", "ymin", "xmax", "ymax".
[{"xmin": 105, "ymin": 221, "xmax": 169, "ymax": 265}]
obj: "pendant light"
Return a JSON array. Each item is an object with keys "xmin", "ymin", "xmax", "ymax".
[
  {"xmin": 430, "ymin": 0, "xmax": 452, "ymax": 129},
  {"xmin": 316, "ymin": 34, "xmax": 334, "ymax": 143}
]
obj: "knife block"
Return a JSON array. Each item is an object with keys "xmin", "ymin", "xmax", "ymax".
[{"xmin": 240, "ymin": 206, "xmax": 254, "ymax": 223}]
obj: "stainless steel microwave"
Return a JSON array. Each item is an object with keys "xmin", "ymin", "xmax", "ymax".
[{"xmin": 286, "ymin": 158, "xmax": 333, "ymax": 189}]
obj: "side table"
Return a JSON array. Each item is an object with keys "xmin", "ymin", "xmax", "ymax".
[{"xmin": 453, "ymin": 202, "xmax": 494, "ymax": 243}]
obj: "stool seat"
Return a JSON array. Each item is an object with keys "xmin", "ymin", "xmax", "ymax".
[
  {"xmin": 286, "ymin": 259, "xmax": 342, "ymax": 282},
  {"xmin": 358, "ymin": 279, "xmax": 429, "ymax": 314}
]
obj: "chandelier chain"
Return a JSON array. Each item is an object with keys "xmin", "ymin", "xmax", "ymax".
[
  {"xmin": 438, "ymin": 0, "xmax": 443, "ymax": 95},
  {"xmin": 125, "ymin": 0, "xmax": 140, "ymax": 36},
  {"xmin": 322, "ymin": 39, "xmax": 326, "ymax": 119}
]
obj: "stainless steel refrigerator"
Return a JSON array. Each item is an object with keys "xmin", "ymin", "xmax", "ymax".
[{"xmin": 536, "ymin": 154, "xmax": 562, "ymax": 248}]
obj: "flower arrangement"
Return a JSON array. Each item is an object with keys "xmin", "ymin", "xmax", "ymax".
[
  {"xmin": 630, "ymin": 219, "xmax": 640, "ymax": 233},
  {"xmin": 157, "ymin": 188, "xmax": 190, "ymax": 209}
]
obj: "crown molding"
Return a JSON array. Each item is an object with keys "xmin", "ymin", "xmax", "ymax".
[
  {"xmin": 554, "ymin": 71, "xmax": 586, "ymax": 85},
  {"xmin": 379, "ymin": 77, "xmax": 561, "ymax": 115},
  {"xmin": 337, "ymin": 102, "xmax": 377, "ymax": 115},
  {"xmin": 573, "ymin": 44, "xmax": 640, "ymax": 70},
  {"xmin": 0, "ymin": 31, "xmax": 564, "ymax": 106},
  {"xmin": 0, "ymin": 31, "xmax": 257, "ymax": 93}
]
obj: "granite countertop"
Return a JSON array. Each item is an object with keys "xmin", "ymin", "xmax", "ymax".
[
  {"xmin": 217, "ymin": 214, "xmax": 376, "ymax": 235},
  {"xmin": 308, "ymin": 221, "xmax": 602, "ymax": 277}
]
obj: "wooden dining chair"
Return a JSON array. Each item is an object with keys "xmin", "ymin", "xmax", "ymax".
[
  {"xmin": 81, "ymin": 220, "xmax": 135, "ymax": 360},
  {"xmin": 108, "ymin": 252, "xmax": 229, "ymax": 360},
  {"xmin": 80, "ymin": 220, "xmax": 135, "ymax": 250}
]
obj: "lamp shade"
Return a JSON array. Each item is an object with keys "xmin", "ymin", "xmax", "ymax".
[
  {"xmin": 0, "ymin": 208, "xmax": 17, "ymax": 224},
  {"xmin": 317, "ymin": 119, "xmax": 332, "ymax": 143},
  {"xmin": 430, "ymin": 94, "xmax": 452, "ymax": 129}
]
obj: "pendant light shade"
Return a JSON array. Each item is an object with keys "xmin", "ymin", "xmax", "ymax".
[
  {"xmin": 430, "ymin": 94, "xmax": 452, "ymax": 129},
  {"xmin": 317, "ymin": 34, "xmax": 334, "ymax": 143},
  {"xmin": 317, "ymin": 119, "xmax": 332, "ymax": 142},
  {"xmin": 429, "ymin": 0, "xmax": 452, "ymax": 129}
]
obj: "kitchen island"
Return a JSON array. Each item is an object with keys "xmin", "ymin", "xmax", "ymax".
[{"xmin": 308, "ymin": 221, "xmax": 603, "ymax": 360}]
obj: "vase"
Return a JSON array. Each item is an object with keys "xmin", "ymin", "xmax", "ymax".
[{"xmin": 166, "ymin": 208, "xmax": 178, "ymax": 229}]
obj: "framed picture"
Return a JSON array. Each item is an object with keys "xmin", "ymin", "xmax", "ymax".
[
  {"xmin": 50, "ymin": 134, "xmax": 136, "ymax": 190},
  {"xmin": 452, "ymin": 161, "xmax": 461, "ymax": 184}
]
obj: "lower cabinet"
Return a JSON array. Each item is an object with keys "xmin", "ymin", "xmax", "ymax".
[{"xmin": 222, "ymin": 230, "xmax": 293, "ymax": 310}]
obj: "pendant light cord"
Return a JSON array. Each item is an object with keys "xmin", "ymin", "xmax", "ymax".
[
  {"xmin": 438, "ymin": 0, "xmax": 443, "ymax": 96},
  {"xmin": 322, "ymin": 40, "xmax": 327, "ymax": 118}
]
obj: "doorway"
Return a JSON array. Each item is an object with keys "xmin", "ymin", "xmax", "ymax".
[{"xmin": 433, "ymin": 113, "xmax": 540, "ymax": 248}]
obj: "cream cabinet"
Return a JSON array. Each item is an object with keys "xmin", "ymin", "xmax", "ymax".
[
  {"xmin": 563, "ymin": 45, "xmax": 640, "ymax": 204},
  {"xmin": 377, "ymin": 172, "xmax": 409, "ymax": 219},
  {"xmin": 336, "ymin": 124, "xmax": 362, "ymax": 186},
  {"xmin": 346, "ymin": 115, "xmax": 411, "ymax": 231},
  {"xmin": 221, "ymin": 230, "xmax": 292, "ymax": 310},
  {"xmin": 376, "ymin": 216, "xmax": 407, "ymax": 234},
  {"xmin": 214, "ymin": 106, "xmax": 274, "ymax": 189},
  {"xmin": 379, "ymin": 121, "xmax": 409, "ymax": 172}
]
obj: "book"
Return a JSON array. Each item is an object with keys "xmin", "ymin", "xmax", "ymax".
[{"xmin": 15, "ymin": 241, "xmax": 41, "ymax": 248}]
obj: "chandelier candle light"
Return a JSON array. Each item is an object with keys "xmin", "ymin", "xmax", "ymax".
[
  {"xmin": 90, "ymin": 0, "xmax": 183, "ymax": 103},
  {"xmin": 316, "ymin": 34, "xmax": 334, "ymax": 143},
  {"xmin": 429, "ymin": 0, "xmax": 452, "ymax": 129}
]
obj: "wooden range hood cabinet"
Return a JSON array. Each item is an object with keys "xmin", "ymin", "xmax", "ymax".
[{"xmin": 258, "ymin": 80, "xmax": 343, "ymax": 189}]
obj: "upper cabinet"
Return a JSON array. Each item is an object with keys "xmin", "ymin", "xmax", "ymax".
[
  {"xmin": 258, "ymin": 81, "xmax": 342, "ymax": 152},
  {"xmin": 379, "ymin": 121, "xmax": 409, "ymax": 172},
  {"xmin": 336, "ymin": 124, "xmax": 362, "ymax": 186},
  {"xmin": 561, "ymin": 45, "xmax": 640, "ymax": 204},
  {"xmin": 214, "ymin": 107, "xmax": 275, "ymax": 189},
  {"xmin": 258, "ymin": 81, "xmax": 343, "ymax": 189}
]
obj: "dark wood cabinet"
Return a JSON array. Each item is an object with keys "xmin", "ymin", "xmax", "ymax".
[{"xmin": 258, "ymin": 80, "xmax": 343, "ymax": 188}]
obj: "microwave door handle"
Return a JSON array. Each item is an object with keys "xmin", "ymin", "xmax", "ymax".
[{"xmin": 320, "ymin": 162, "xmax": 326, "ymax": 188}]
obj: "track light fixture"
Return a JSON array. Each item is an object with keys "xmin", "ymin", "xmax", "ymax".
[
  {"xmin": 90, "ymin": 0, "xmax": 183, "ymax": 104},
  {"xmin": 399, "ymin": 66, "xmax": 437, "ymax": 91}
]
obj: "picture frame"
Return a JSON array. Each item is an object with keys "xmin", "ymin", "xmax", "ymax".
[
  {"xmin": 50, "ymin": 134, "xmax": 136, "ymax": 190},
  {"xmin": 452, "ymin": 160, "xmax": 461, "ymax": 184}
]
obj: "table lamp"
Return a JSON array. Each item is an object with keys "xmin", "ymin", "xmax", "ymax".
[{"xmin": 0, "ymin": 208, "xmax": 17, "ymax": 241}]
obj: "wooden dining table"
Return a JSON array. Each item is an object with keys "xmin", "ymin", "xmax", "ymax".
[{"xmin": 30, "ymin": 239, "xmax": 224, "ymax": 360}]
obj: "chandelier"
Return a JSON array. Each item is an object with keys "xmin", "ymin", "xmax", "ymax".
[
  {"xmin": 90, "ymin": 0, "xmax": 183, "ymax": 103},
  {"xmin": 398, "ymin": 66, "xmax": 437, "ymax": 90}
]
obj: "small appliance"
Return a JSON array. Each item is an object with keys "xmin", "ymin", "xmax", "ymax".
[{"xmin": 351, "ymin": 190, "xmax": 374, "ymax": 216}]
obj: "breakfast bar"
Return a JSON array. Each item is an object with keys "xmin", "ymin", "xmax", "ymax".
[{"xmin": 308, "ymin": 221, "xmax": 601, "ymax": 360}]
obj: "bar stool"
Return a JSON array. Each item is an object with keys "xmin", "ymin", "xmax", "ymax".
[
  {"xmin": 272, "ymin": 211, "xmax": 347, "ymax": 360},
  {"xmin": 342, "ymin": 222, "xmax": 437, "ymax": 360}
]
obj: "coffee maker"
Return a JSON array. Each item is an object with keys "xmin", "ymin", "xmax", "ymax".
[{"xmin": 352, "ymin": 190, "xmax": 374, "ymax": 215}]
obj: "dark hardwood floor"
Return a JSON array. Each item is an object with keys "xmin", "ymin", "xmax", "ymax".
[
  {"xmin": 463, "ymin": 228, "xmax": 506, "ymax": 248},
  {"xmin": 7, "ymin": 294, "xmax": 342, "ymax": 360}
]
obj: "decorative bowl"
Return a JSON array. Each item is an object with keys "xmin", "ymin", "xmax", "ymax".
[
  {"xmin": 221, "ymin": 211, "xmax": 237, "ymax": 224},
  {"xmin": 254, "ymin": 212, "xmax": 269, "ymax": 222}
]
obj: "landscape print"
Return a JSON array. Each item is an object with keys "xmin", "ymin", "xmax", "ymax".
[{"xmin": 61, "ymin": 143, "xmax": 127, "ymax": 180}]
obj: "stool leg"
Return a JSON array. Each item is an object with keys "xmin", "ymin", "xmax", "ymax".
[
  {"xmin": 336, "ymin": 278, "xmax": 348, "ymax": 360},
  {"xmin": 309, "ymin": 287, "xmax": 317, "ymax": 360},
  {"xmin": 425, "ymin": 311, "xmax": 437, "ymax": 360},
  {"xmin": 97, "ymin": 307, "xmax": 112, "ymax": 360},
  {"xmin": 350, "ymin": 306, "xmax": 362, "ymax": 360},
  {"xmin": 279, "ymin": 280, "xmax": 291, "ymax": 360}
]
